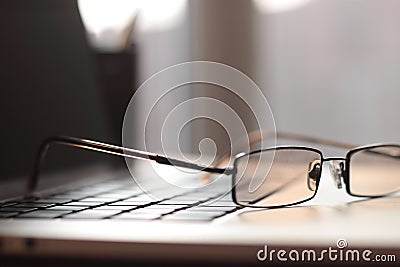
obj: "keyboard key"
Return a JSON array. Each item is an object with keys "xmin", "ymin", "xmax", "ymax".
[
  {"xmin": 51, "ymin": 195, "xmax": 86, "ymax": 201},
  {"xmin": 112, "ymin": 213, "xmax": 160, "ymax": 220},
  {"xmin": 159, "ymin": 200, "xmax": 200, "ymax": 205},
  {"xmin": 63, "ymin": 210, "xmax": 121, "ymax": 219},
  {"xmin": 191, "ymin": 191, "xmax": 226, "ymax": 197},
  {"xmin": 30, "ymin": 198, "xmax": 72, "ymax": 204},
  {"xmin": 92, "ymin": 206, "xmax": 134, "ymax": 211},
  {"xmin": 173, "ymin": 210, "xmax": 226, "ymax": 217},
  {"xmin": 125, "ymin": 195, "xmax": 156, "ymax": 202},
  {"xmin": 13, "ymin": 203, "xmax": 55, "ymax": 208},
  {"xmin": 106, "ymin": 189, "xmax": 143, "ymax": 196},
  {"xmin": 109, "ymin": 201, "xmax": 145, "ymax": 206},
  {"xmin": 120, "ymin": 198, "xmax": 158, "ymax": 205},
  {"xmin": 162, "ymin": 214, "xmax": 214, "ymax": 222},
  {"xmin": 83, "ymin": 184, "xmax": 122, "ymax": 191},
  {"xmin": 186, "ymin": 206, "xmax": 236, "ymax": 212},
  {"xmin": 169, "ymin": 195, "xmax": 211, "ymax": 201},
  {"xmin": 91, "ymin": 193, "xmax": 128, "ymax": 199},
  {"xmin": 0, "ymin": 202, "xmax": 18, "ymax": 208},
  {"xmin": 0, "ymin": 212, "xmax": 18, "ymax": 218},
  {"xmin": 63, "ymin": 201, "xmax": 105, "ymax": 207},
  {"xmin": 56, "ymin": 192, "xmax": 93, "ymax": 198},
  {"xmin": 128, "ymin": 208, "xmax": 176, "ymax": 215},
  {"xmin": 48, "ymin": 193, "xmax": 71, "ymax": 198},
  {"xmin": 214, "ymin": 200, "xmax": 235, "ymax": 204},
  {"xmin": 47, "ymin": 206, "xmax": 87, "ymax": 211},
  {"xmin": 80, "ymin": 197, "xmax": 116, "ymax": 203},
  {"xmin": 0, "ymin": 207, "xmax": 36, "ymax": 213},
  {"xmin": 71, "ymin": 188, "xmax": 110, "ymax": 195},
  {"xmin": 200, "ymin": 201, "xmax": 239, "ymax": 207},
  {"xmin": 17, "ymin": 210, "xmax": 71, "ymax": 219},
  {"xmin": 145, "ymin": 204, "xmax": 187, "ymax": 210}
]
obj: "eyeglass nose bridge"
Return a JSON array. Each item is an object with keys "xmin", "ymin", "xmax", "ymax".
[
  {"xmin": 307, "ymin": 159, "xmax": 321, "ymax": 191},
  {"xmin": 325, "ymin": 158, "xmax": 346, "ymax": 189}
]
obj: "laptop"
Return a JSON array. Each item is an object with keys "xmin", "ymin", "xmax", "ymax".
[
  {"xmin": 1, "ymin": 144, "xmax": 400, "ymax": 266},
  {"xmin": 1, "ymin": 1, "xmax": 399, "ymax": 266}
]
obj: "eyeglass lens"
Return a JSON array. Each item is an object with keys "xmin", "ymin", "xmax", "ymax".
[
  {"xmin": 349, "ymin": 146, "xmax": 400, "ymax": 197},
  {"xmin": 234, "ymin": 149, "xmax": 322, "ymax": 207}
]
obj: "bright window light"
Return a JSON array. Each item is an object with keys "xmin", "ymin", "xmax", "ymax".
[
  {"xmin": 78, "ymin": 0, "xmax": 187, "ymax": 51},
  {"xmin": 254, "ymin": 0, "xmax": 312, "ymax": 13},
  {"xmin": 139, "ymin": 0, "xmax": 187, "ymax": 32}
]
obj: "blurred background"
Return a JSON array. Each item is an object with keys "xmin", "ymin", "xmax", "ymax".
[{"xmin": 1, "ymin": 0, "xmax": 400, "ymax": 183}]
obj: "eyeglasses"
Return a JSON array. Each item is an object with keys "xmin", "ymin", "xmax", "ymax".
[{"xmin": 26, "ymin": 132, "xmax": 400, "ymax": 209}]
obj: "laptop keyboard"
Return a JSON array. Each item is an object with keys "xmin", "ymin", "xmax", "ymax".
[{"xmin": 0, "ymin": 178, "xmax": 241, "ymax": 222}]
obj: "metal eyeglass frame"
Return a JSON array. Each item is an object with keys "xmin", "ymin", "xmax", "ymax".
[{"xmin": 25, "ymin": 131, "xmax": 400, "ymax": 208}]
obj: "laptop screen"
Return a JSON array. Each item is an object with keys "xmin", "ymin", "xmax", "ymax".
[{"xmin": 0, "ymin": 0, "xmax": 108, "ymax": 181}]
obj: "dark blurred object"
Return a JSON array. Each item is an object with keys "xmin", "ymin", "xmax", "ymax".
[
  {"xmin": 0, "ymin": 0, "xmax": 135, "ymax": 180},
  {"xmin": 95, "ymin": 50, "xmax": 135, "ymax": 145}
]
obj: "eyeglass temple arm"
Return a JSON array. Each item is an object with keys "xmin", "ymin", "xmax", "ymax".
[{"xmin": 26, "ymin": 136, "xmax": 233, "ymax": 197}]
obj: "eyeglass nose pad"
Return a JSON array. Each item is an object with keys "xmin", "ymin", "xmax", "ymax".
[
  {"xmin": 307, "ymin": 160, "xmax": 321, "ymax": 191},
  {"xmin": 329, "ymin": 161, "xmax": 343, "ymax": 189}
]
